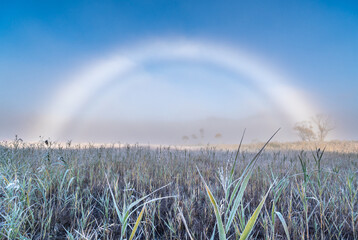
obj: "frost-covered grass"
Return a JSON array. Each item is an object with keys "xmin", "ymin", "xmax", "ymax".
[{"xmin": 0, "ymin": 137, "xmax": 357, "ymax": 239}]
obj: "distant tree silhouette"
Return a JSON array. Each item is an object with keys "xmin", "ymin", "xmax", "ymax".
[
  {"xmin": 294, "ymin": 114, "xmax": 334, "ymax": 142},
  {"xmin": 312, "ymin": 114, "xmax": 334, "ymax": 142},
  {"xmin": 182, "ymin": 136, "xmax": 189, "ymax": 143},
  {"xmin": 294, "ymin": 121, "xmax": 316, "ymax": 141},
  {"xmin": 214, "ymin": 133, "xmax": 222, "ymax": 139}
]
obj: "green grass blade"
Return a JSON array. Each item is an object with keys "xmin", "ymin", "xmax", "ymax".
[
  {"xmin": 239, "ymin": 184, "xmax": 273, "ymax": 240},
  {"xmin": 241, "ymin": 129, "xmax": 280, "ymax": 179},
  {"xmin": 126, "ymin": 182, "xmax": 172, "ymax": 214},
  {"xmin": 226, "ymin": 129, "xmax": 280, "ymax": 219},
  {"xmin": 229, "ymin": 129, "xmax": 246, "ymax": 184},
  {"xmin": 226, "ymin": 168, "xmax": 253, "ymax": 233},
  {"xmin": 210, "ymin": 224, "xmax": 217, "ymax": 240},
  {"xmin": 205, "ymin": 184, "xmax": 226, "ymax": 240},
  {"xmin": 129, "ymin": 204, "xmax": 146, "ymax": 240},
  {"xmin": 105, "ymin": 175, "xmax": 122, "ymax": 221},
  {"xmin": 275, "ymin": 211, "xmax": 290, "ymax": 240},
  {"xmin": 128, "ymin": 195, "xmax": 177, "ymax": 224},
  {"xmin": 197, "ymin": 166, "xmax": 226, "ymax": 240}
]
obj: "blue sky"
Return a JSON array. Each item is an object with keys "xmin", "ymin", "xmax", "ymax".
[{"xmin": 0, "ymin": 0, "xmax": 357, "ymax": 143}]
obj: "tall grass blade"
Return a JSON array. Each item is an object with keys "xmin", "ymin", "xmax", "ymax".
[
  {"xmin": 129, "ymin": 204, "xmax": 146, "ymax": 240},
  {"xmin": 226, "ymin": 129, "xmax": 280, "ymax": 219},
  {"xmin": 229, "ymin": 129, "xmax": 246, "ymax": 184},
  {"xmin": 275, "ymin": 211, "xmax": 290, "ymax": 240},
  {"xmin": 226, "ymin": 167, "xmax": 252, "ymax": 233},
  {"xmin": 210, "ymin": 225, "xmax": 216, "ymax": 240},
  {"xmin": 105, "ymin": 175, "xmax": 122, "ymax": 220},
  {"xmin": 178, "ymin": 207, "xmax": 195, "ymax": 240},
  {"xmin": 197, "ymin": 166, "xmax": 226, "ymax": 240},
  {"xmin": 239, "ymin": 184, "xmax": 273, "ymax": 240}
]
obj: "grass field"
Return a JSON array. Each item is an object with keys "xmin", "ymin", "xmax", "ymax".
[{"xmin": 0, "ymin": 137, "xmax": 357, "ymax": 239}]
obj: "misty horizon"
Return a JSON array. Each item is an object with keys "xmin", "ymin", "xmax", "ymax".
[{"xmin": 1, "ymin": 1, "xmax": 357, "ymax": 144}]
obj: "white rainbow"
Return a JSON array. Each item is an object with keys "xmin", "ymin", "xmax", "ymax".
[{"xmin": 36, "ymin": 39, "xmax": 317, "ymax": 139}]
